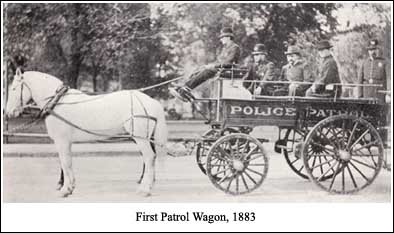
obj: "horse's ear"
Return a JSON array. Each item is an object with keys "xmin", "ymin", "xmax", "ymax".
[{"xmin": 15, "ymin": 68, "xmax": 23, "ymax": 80}]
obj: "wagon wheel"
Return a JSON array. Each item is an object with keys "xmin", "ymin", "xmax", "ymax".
[
  {"xmin": 302, "ymin": 115, "xmax": 384, "ymax": 194},
  {"xmin": 283, "ymin": 128, "xmax": 310, "ymax": 180},
  {"xmin": 206, "ymin": 133, "xmax": 269, "ymax": 195},
  {"xmin": 283, "ymin": 128, "xmax": 334, "ymax": 181},
  {"xmin": 196, "ymin": 127, "xmax": 240, "ymax": 175}
]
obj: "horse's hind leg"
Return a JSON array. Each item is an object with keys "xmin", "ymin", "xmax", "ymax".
[
  {"xmin": 137, "ymin": 141, "xmax": 156, "ymax": 184},
  {"xmin": 137, "ymin": 163, "xmax": 145, "ymax": 184},
  {"xmin": 134, "ymin": 138, "xmax": 156, "ymax": 196},
  {"xmin": 56, "ymin": 169, "xmax": 64, "ymax": 190}
]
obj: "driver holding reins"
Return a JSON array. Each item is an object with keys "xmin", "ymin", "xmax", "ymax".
[{"xmin": 169, "ymin": 27, "xmax": 241, "ymax": 102}]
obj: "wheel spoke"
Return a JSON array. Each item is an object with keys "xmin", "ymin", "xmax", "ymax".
[
  {"xmin": 290, "ymin": 157, "xmax": 300, "ymax": 165},
  {"xmin": 329, "ymin": 125, "xmax": 341, "ymax": 150},
  {"xmin": 318, "ymin": 127, "xmax": 337, "ymax": 149},
  {"xmin": 341, "ymin": 120, "xmax": 346, "ymax": 147},
  {"xmin": 348, "ymin": 161, "xmax": 370, "ymax": 182},
  {"xmin": 235, "ymin": 139, "xmax": 240, "ymax": 157},
  {"xmin": 245, "ymin": 153, "xmax": 265, "ymax": 162},
  {"xmin": 241, "ymin": 173, "xmax": 250, "ymax": 191},
  {"xmin": 349, "ymin": 129, "xmax": 370, "ymax": 150},
  {"xmin": 211, "ymin": 167, "xmax": 231, "ymax": 177},
  {"xmin": 347, "ymin": 121, "xmax": 359, "ymax": 149},
  {"xmin": 226, "ymin": 174, "xmax": 235, "ymax": 192},
  {"xmin": 217, "ymin": 172, "xmax": 233, "ymax": 184},
  {"xmin": 368, "ymin": 148, "xmax": 378, "ymax": 167},
  {"xmin": 351, "ymin": 139, "xmax": 380, "ymax": 153},
  {"xmin": 244, "ymin": 170, "xmax": 257, "ymax": 185},
  {"xmin": 318, "ymin": 156, "xmax": 324, "ymax": 175},
  {"xmin": 242, "ymin": 144, "xmax": 259, "ymax": 160},
  {"xmin": 346, "ymin": 164, "xmax": 358, "ymax": 189},
  {"xmin": 328, "ymin": 162, "xmax": 342, "ymax": 191},
  {"xmin": 311, "ymin": 155, "xmax": 317, "ymax": 171},
  {"xmin": 351, "ymin": 158, "xmax": 377, "ymax": 170},
  {"xmin": 211, "ymin": 163, "xmax": 228, "ymax": 168},
  {"xmin": 215, "ymin": 146, "xmax": 232, "ymax": 160},
  {"xmin": 323, "ymin": 156, "xmax": 337, "ymax": 174},
  {"xmin": 311, "ymin": 157, "xmax": 336, "ymax": 169},
  {"xmin": 248, "ymin": 163, "xmax": 267, "ymax": 166},
  {"xmin": 317, "ymin": 160, "xmax": 338, "ymax": 181},
  {"xmin": 242, "ymin": 140, "xmax": 250, "ymax": 154},
  {"xmin": 235, "ymin": 174, "xmax": 239, "ymax": 194},
  {"xmin": 246, "ymin": 167, "xmax": 265, "ymax": 177},
  {"xmin": 310, "ymin": 141, "xmax": 335, "ymax": 153}
]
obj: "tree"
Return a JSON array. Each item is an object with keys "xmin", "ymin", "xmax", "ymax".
[
  {"xmin": 332, "ymin": 3, "xmax": 391, "ymax": 88},
  {"xmin": 152, "ymin": 3, "xmax": 338, "ymax": 97},
  {"xmin": 4, "ymin": 3, "xmax": 159, "ymax": 90}
]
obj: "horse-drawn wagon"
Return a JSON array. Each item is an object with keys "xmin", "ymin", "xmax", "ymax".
[{"xmin": 194, "ymin": 66, "xmax": 390, "ymax": 195}]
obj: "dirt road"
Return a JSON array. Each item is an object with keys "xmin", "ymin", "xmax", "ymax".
[{"xmin": 3, "ymin": 142, "xmax": 391, "ymax": 203}]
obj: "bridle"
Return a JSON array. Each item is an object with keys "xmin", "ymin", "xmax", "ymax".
[{"xmin": 11, "ymin": 74, "xmax": 33, "ymax": 110}]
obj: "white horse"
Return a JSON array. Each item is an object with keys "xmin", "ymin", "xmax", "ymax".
[{"xmin": 5, "ymin": 69, "xmax": 168, "ymax": 197}]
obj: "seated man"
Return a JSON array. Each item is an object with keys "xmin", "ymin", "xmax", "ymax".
[
  {"xmin": 279, "ymin": 45, "xmax": 313, "ymax": 96},
  {"xmin": 242, "ymin": 43, "xmax": 277, "ymax": 95},
  {"xmin": 306, "ymin": 40, "xmax": 342, "ymax": 98},
  {"xmin": 169, "ymin": 27, "xmax": 241, "ymax": 102}
]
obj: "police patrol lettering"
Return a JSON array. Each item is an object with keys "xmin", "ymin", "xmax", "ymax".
[{"xmin": 230, "ymin": 105, "xmax": 369, "ymax": 118}]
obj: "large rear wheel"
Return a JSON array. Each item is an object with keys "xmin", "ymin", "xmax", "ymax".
[{"xmin": 302, "ymin": 115, "xmax": 384, "ymax": 194}]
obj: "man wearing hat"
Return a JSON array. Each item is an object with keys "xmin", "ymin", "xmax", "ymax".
[
  {"xmin": 242, "ymin": 43, "xmax": 276, "ymax": 95},
  {"xmin": 357, "ymin": 39, "xmax": 387, "ymax": 102},
  {"xmin": 306, "ymin": 40, "xmax": 341, "ymax": 98},
  {"xmin": 279, "ymin": 45, "xmax": 313, "ymax": 96},
  {"xmin": 169, "ymin": 27, "xmax": 241, "ymax": 102}
]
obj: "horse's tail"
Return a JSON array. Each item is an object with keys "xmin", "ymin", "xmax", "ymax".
[{"xmin": 153, "ymin": 105, "xmax": 168, "ymax": 159}]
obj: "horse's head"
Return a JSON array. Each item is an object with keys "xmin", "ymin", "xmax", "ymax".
[{"xmin": 5, "ymin": 68, "xmax": 32, "ymax": 118}]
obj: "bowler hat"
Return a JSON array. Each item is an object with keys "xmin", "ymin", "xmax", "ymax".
[
  {"xmin": 315, "ymin": 40, "xmax": 332, "ymax": 50},
  {"xmin": 219, "ymin": 27, "xmax": 234, "ymax": 39},
  {"xmin": 285, "ymin": 45, "xmax": 302, "ymax": 55},
  {"xmin": 252, "ymin": 44, "xmax": 268, "ymax": 55},
  {"xmin": 367, "ymin": 39, "xmax": 379, "ymax": 50}
]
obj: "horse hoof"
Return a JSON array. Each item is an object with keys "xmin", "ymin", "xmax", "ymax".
[
  {"xmin": 58, "ymin": 187, "xmax": 73, "ymax": 198},
  {"xmin": 57, "ymin": 190, "xmax": 70, "ymax": 198},
  {"xmin": 56, "ymin": 183, "xmax": 63, "ymax": 191},
  {"xmin": 136, "ymin": 188, "xmax": 151, "ymax": 197}
]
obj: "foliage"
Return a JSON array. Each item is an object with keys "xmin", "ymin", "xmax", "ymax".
[
  {"xmin": 332, "ymin": 3, "xmax": 391, "ymax": 88},
  {"xmin": 3, "ymin": 3, "xmax": 391, "ymax": 99},
  {"xmin": 4, "ymin": 3, "xmax": 160, "ymax": 91}
]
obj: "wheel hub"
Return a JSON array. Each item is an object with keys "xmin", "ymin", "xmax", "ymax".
[
  {"xmin": 232, "ymin": 159, "xmax": 245, "ymax": 172},
  {"xmin": 338, "ymin": 150, "xmax": 351, "ymax": 161}
]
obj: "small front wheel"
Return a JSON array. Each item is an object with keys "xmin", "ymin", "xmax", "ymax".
[{"xmin": 206, "ymin": 133, "xmax": 269, "ymax": 195}]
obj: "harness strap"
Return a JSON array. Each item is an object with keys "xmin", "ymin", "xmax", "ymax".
[
  {"xmin": 134, "ymin": 115, "xmax": 157, "ymax": 122},
  {"xmin": 40, "ymin": 85, "xmax": 70, "ymax": 118},
  {"xmin": 133, "ymin": 94, "xmax": 155, "ymax": 139},
  {"xmin": 47, "ymin": 109, "xmax": 165, "ymax": 148}
]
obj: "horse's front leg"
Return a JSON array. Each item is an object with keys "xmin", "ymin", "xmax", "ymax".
[
  {"xmin": 56, "ymin": 169, "xmax": 64, "ymax": 191},
  {"xmin": 134, "ymin": 138, "xmax": 156, "ymax": 196},
  {"xmin": 54, "ymin": 140, "xmax": 75, "ymax": 197}
]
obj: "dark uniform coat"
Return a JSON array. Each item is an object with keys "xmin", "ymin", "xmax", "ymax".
[
  {"xmin": 279, "ymin": 59, "xmax": 314, "ymax": 96},
  {"xmin": 309, "ymin": 55, "xmax": 341, "ymax": 97},
  {"xmin": 216, "ymin": 40, "xmax": 241, "ymax": 65},
  {"xmin": 242, "ymin": 60, "xmax": 276, "ymax": 95},
  {"xmin": 185, "ymin": 40, "xmax": 241, "ymax": 89},
  {"xmin": 357, "ymin": 56, "xmax": 387, "ymax": 101}
]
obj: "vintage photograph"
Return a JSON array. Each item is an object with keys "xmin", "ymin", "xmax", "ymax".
[{"xmin": 2, "ymin": 2, "xmax": 392, "ymax": 206}]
